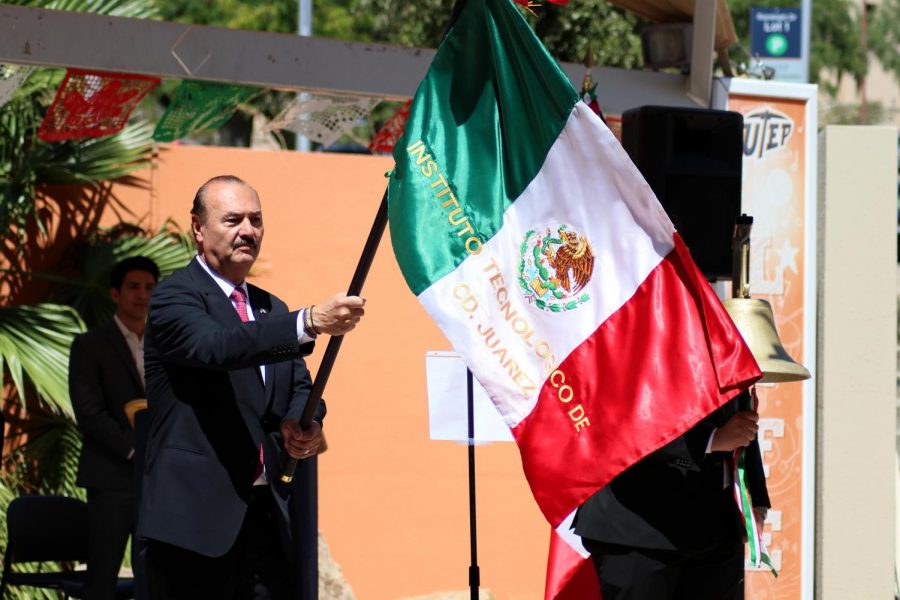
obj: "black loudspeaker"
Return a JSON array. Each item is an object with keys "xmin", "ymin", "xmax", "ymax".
[{"xmin": 621, "ymin": 106, "xmax": 743, "ymax": 279}]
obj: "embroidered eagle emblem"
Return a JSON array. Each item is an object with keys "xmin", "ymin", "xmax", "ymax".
[
  {"xmin": 544, "ymin": 229, "xmax": 594, "ymax": 294},
  {"xmin": 518, "ymin": 225, "xmax": 595, "ymax": 313}
]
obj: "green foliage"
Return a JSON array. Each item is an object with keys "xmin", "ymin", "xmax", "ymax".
[
  {"xmin": 0, "ymin": 3, "xmax": 174, "ymax": 593},
  {"xmin": 156, "ymin": 0, "xmax": 295, "ymax": 33},
  {"xmin": 0, "ymin": 0, "xmax": 156, "ymax": 246},
  {"xmin": 3, "ymin": 0, "xmax": 156, "ymax": 18},
  {"xmin": 0, "ymin": 229, "xmax": 190, "ymax": 595},
  {"xmin": 154, "ymin": 0, "xmax": 642, "ymax": 70},
  {"xmin": 728, "ymin": 0, "xmax": 866, "ymax": 93},
  {"xmin": 868, "ymin": 0, "xmax": 900, "ymax": 85},
  {"xmin": 0, "ymin": 222, "xmax": 190, "ymax": 594},
  {"xmin": 0, "ymin": 303, "xmax": 83, "ymax": 599},
  {"xmin": 0, "ymin": 304, "xmax": 84, "ymax": 419},
  {"xmin": 314, "ymin": 0, "xmax": 360, "ymax": 40},
  {"xmin": 157, "ymin": 0, "xmax": 363, "ymax": 43},
  {"xmin": 822, "ymin": 100, "xmax": 886, "ymax": 125},
  {"xmin": 528, "ymin": 0, "xmax": 643, "ymax": 67},
  {"xmin": 4, "ymin": 417, "xmax": 84, "ymax": 497},
  {"xmin": 809, "ymin": 0, "xmax": 867, "ymax": 90},
  {"xmin": 350, "ymin": 0, "xmax": 450, "ymax": 47},
  {"xmin": 0, "ymin": 72, "xmax": 154, "ymax": 249},
  {"xmin": 147, "ymin": 0, "xmax": 642, "ymax": 151},
  {"xmin": 52, "ymin": 222, "xmax": 194, "ymax": 329},
  {"xmin": 348, "ymin": 0, "xmax": 641, "ymax": 66}
]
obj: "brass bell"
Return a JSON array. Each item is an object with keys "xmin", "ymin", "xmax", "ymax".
[
  {"xmin": 726, "ymin": 215, "xmax": 810, "ymax": 384},
  {"xmin": 723, "ymin": 298, "xmax": 810, "ymax": 383}
]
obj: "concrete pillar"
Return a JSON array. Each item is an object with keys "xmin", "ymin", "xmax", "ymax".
[{"xmin": 815, "ymin": 125, "xmax": 897, "ymax": 599}]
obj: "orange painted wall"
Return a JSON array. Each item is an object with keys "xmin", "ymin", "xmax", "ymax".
[{"xmin": 109, "ymin": 145, "xmax": 548, "ymax": 600}]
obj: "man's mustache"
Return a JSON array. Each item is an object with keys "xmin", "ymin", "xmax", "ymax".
[{"xmin": 233, "ymin": 237, "xmax": 258, "ymax": 250}]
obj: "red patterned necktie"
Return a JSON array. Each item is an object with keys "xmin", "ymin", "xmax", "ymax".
[
  {"xmin": 231, "ymin": 286, "xmax": 264, "ymax": 482},
  {"xmin": 231, "ymin": 286, "xmax": 249, "ymax": 323}
]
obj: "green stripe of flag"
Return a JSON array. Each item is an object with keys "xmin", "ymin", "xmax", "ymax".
[{"xmin": 387, "ymin": 0, "xmax": 579, "ymax": 295}]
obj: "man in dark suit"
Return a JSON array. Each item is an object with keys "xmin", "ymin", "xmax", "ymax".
[
  {"xmin": 70, "ymin": 256, "xmax": 160, "ymax": 600},
  {"xmin": 574, "ymin": 389, "xmax": 770, "ymax": 600},
  {"xmin": 139, "ymin": 175, "xmax": 365, "ymax": 599}
]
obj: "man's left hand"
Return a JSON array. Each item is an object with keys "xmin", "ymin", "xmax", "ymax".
[{"xmin": 281, "ymin": 420, "xmax": 322, "ymax": 460}]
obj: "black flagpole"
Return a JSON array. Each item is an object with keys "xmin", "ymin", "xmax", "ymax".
[
  {"xmin": 466, "ymin": 368, "xmax": 480, "ymax": 600},
  {"xmin": 442, "ymin": 0, "xmax": 476, "ymax": 596},
  {"xmin": 281, "ymin": 189, "xmax": 388, "ymax": 483},
  {"xmin": 281, "ymin": 0, "xmax": 469, "ymax": 483}
]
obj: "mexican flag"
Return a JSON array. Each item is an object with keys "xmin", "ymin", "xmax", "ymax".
[{"xmin": 387, "ymin": 0, "xmax": 761, "ymax": 593}]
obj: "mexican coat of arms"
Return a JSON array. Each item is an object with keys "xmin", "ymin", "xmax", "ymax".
[{"xmin": 518, "ymin": 225, "xmax": 595, "ymax": 312}]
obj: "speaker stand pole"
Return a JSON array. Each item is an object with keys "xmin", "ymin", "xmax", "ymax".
[{"xmin": 466, "ymin": 368, "xmax": 480, "ymax": 600}]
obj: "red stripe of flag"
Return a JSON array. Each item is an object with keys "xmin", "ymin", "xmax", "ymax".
[{"xmin": 513, "ymin": 234, "xmax": 761, "ymax": 526}]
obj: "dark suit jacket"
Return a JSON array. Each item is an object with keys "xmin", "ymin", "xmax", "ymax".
[
  {"xmin": 69, "ymin": 320, "xmax": 142, "ymax": 490},
  {"xmin": 574, "ymin": 393, "xmax": 770, "ymax": 553},
  {"xmin": 138, "ymin": 258, "xmax": 322, "ymax": 558}
]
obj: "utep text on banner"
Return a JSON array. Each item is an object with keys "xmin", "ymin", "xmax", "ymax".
[{"xmin": 386, "ymin": 0, "xmax": 762, "ymax": 596}]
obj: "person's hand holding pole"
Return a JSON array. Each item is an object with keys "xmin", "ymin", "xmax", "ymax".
[
  {"xmin": 308, "ymin": 293, "xmax": 365, "ymax": 336},
  {"xmin": 710, "ymin": 411, "xmax": 759, "ymax": 452},
  {"xmin": 282, "ymin": 420, "xmax": 322, "ymax": 460}
]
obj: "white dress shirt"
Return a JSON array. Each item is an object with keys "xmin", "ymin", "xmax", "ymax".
[
  {"xmin": 113, "ymin": 315, "xmax": 142, "ymax": 460},
  {"xmin": 113, "ymin": 314, "xmax": 145, "ymax": 388}
]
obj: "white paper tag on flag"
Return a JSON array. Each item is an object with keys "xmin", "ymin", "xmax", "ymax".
[{"xmin": 425, "ymin": 351, "xmax": 514, "ymax": 443}]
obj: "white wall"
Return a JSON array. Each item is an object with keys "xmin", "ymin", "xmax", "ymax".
[{"xmin": 815, "ymin": 125, "xmax": 898, "ymax": 599}]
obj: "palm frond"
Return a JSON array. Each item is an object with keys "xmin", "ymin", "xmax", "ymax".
[
  {"xmin": 52, "ymin": 221, "xmax": 194, "ymax": 327},
  {"xmin": 4, "ymin": 0, "xmax": 157, "ymax": 19},
  {"xmin": 0, "ymin": 99, "xmax": 154, "ymax": 243},
  {"xmin": 5, "ymin": 416, "xmax": 83, "ymax": 495},
  {"xmin": 0, "ymin": 304, "xmax": 84, "ymax": 418},
  {"xmin": 113, "ymin": 220, "xmax": 195, "ymax": 277},
  {"xmin": 34, "ymin": 122, "xmax": 155, "ymax": 185}
]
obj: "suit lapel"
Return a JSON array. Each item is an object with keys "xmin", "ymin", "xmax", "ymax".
[
  {"xmin": 247, "ymin": 284, "xmax": 276, "ymax": 411},
  {"xmin": 103, "ymin": 320, "xmax": 143, "ymax": 392},
  {"xmin": 187, "ymin": 258, "xmax": 246, "ymax": 326},
  {"xmin": 188, "ymin": 258, "xmax": 267, "ymax": 405}
]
